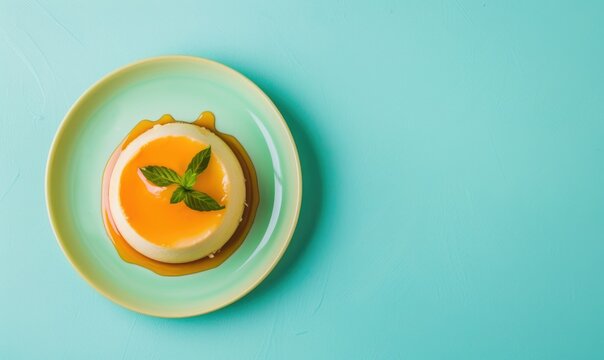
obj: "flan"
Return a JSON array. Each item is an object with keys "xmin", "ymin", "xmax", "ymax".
[{"xmin": 108, "ymin": 122, "xmax": 246, "ymax": 263}]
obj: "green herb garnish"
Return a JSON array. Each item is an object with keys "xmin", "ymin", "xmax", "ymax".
[{"xmin": 139, "ymin": 146, "xmax": 225, "ymax": 212}]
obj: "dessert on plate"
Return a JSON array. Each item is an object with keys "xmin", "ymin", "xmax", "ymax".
[{"xmin": 102, "ymin": 112, "xmax": 258, "ymax": 274}]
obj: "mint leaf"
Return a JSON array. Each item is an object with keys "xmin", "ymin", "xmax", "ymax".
[
  {"xmin": 184, "ymin": 190, "xmax": 224, "ymax": 211},
  {"xmin": 140, "ymin": 166, "xmax": 181, "ymax": 187},
  {"xmin": 182, "ymin": 169, "xmax": 197, "ymax": 189},
  {"xmin": 139, "ymin": 144, "xmax": 224, "ymax": 212},
  {"xmin": 170, "ymin": 187, "xmax": 187, "ymax": 204},
  {"xmin": 187, "ymin": 147, "xmax": 212, "ymax": 175}
]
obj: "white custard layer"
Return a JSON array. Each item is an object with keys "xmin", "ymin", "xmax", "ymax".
[{"xmin": 109, "ymin": 122, "xmax": 246, "ymax": 263}]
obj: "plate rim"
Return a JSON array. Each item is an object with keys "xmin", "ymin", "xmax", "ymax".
[{"xmin": 45, "ymin": 55, "xmax": 303, "ymax": 318}]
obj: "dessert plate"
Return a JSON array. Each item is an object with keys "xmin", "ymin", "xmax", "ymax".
[{"xmin": 46, "ymin": 56, "xmax": 302, "ymax": 317}]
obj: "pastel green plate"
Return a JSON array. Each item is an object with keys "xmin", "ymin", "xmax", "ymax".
[{"xmin": 45, "ymin": 56, "xmax": 302, "ymax": 317}]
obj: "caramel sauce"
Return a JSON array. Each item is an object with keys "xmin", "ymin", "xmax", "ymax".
[{"xmin": 101, "ymin": 112, "xmax": 259, "ymax": 276}]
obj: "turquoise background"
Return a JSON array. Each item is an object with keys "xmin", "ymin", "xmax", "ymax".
[{"xmin": 1, "ymin": 0, "xmax": 603, "ymax": 358}]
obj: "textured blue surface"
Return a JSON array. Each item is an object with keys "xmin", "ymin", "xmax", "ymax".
[{"xmin": 1, "ymin": 1, "xmax": 604, "ymax": 358}]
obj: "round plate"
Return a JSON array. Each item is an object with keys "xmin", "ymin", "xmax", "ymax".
[{"xmin": 45, "ymin": 56, "xmax": 302, "ymax": 317}]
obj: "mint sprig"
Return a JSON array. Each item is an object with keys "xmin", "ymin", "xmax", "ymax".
[{"xmin": 139, "ymin": 146, "xmax": 224, "ymax": 212}]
